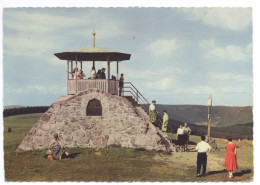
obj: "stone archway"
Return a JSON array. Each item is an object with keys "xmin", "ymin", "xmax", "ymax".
[{"xmin": 86, "ymin": 98, "xmax": 102, "ymax": 116}]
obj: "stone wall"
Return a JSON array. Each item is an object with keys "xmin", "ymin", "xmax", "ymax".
[{"xmin": 17, "ymin": 89, "xmax": 175, "ymax": 152}]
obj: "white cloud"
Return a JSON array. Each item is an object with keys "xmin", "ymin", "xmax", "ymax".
[
  {"xmin": 246, "ymin": 42, "xmax": 252, "ymax": 56},
  {"xmin": 4, "ymin": 11, "xmax": 90, "ymax": 34},
  {"xmin": 182, "ymin": 8, "xmax": 251, "ymax": 31},
  {"xmin": 145, "ymin": 78, "xmax": 173, "ymax": 90},
  {"xmin": 210, "ymin": 72, "xmax": 252, "ymax": 84},
  {"xmin": 5, "ymin": 84, "xmax": 66, "ymax": 95},
  {"xmin": 145, "ymin": 38, "xmax": 180, "ymax": 57},
  {"xmin": 200, "ymin": 40, "xmax": 251, "ymax": 62}
]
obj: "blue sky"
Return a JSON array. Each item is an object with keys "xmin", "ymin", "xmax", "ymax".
[{"xmin": 3, "ymin": 8, "xmax": 253, "ymax": 106}]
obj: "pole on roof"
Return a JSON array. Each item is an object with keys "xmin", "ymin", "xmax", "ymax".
[{"xmin": 92, "ymin": 31, "xmax": 96, "ymax": 68}]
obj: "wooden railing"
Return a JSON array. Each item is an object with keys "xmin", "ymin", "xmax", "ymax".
[{"xmin": 67, "ymin": 79, "xmax": 118, "ymax": 95}]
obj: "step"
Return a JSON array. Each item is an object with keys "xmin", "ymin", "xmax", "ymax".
[{"xmin": 123, "ymin": 96, "xmax": 140, "ymax": 107}]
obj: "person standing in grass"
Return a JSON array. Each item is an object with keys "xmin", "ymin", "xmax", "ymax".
[
  {"xmin": 196, "ymin": 135, "xmax": 211, "ymax": 177},
  {"xmin": 161, "ymin": 110, "xmax": 169, "ymax": 135},
  {"xmin": 183, "ymin": 122, "xmax": 191, "ymax": 151},
  {"xmin": 177, "ymin": 124, "xmax": 185, "ymax": 151},
  {"xmin": 225, "ymin": 136, "xmax": 237, "ymax": 178},
  {"xmin": 149, "ymin": 100, "xmax": 157, "ymax": 126}
]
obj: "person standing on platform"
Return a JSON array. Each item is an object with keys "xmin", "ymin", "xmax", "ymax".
[
  {"xmin": 119, "ymin": 73, "xmax": 124, "ymax": 96},
  {"xmin": 162, "ymin": 110, "xmax": 169, "ymax": 135},
  {"xmin": 101, "ymin": 68, "xmax": 106, "ymax": 79},
  {"xmin": 96, "ymin": 69, "xmax": 101, "ymax": 79},
  {"xmin": 177, "ymin": 124, "xmax": 184, "ymax": 151},
  {"xmin": 149, "ymin": 100, "xmax": 157, "ymax": 127},
  {"xmin": 225, "ymin": 136, "xmax": 238, "ymax": 178},
  {"xmin": 183, "ymin": 122, "xmax": 192, "ymax": 151},
  {"xmin": 196, "ymin": 135, "xmax": 211, "ymax": 177},
  {"xmin": 90, "ymin": 67, "xmax": 96, "ymax": 79}
]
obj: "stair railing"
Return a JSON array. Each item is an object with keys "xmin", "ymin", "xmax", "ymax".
[{"xmin": 121, "ymin": 82, "xmax": 163, "ymax": 127}]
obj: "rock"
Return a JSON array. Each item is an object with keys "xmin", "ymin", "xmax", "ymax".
[{"xmin": 41, "ymin": 113, "xmax": 51, "ymax": 122}]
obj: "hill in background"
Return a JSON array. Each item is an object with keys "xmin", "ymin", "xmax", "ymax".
[
  {"xmin": 167, "ymin": 119, "xmax": 253, "ymax": 140},
  {"xmin": 4, "ymin": 105, "xmax": 25, "ymax": 110},
  {"xmin": 155, "ymin": 105, "xmax": 253, "ymax": 127}
]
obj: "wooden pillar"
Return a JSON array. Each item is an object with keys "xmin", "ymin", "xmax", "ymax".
[
  {"xmin": 67, "ymin": 60, "xmax": 69, "ymax": 80},
  {"xmin": 117, "ymin": 61, "xmax": 119, "ymax": 80},
  {"xmin": 107, "ymin": 60, "xmax": 110, "ymax": 80},
  {"xmin": 107, "ymin": 60, "xmax": 110, "ymax": 93},
  {"xmin": 76, "ymin": 60, "xmax": 78, "ymax": 93},
  {"xmin": 71, "ymin": 60, "xmax": 73, "ymax": 73},
  {"xmin": 80, "ymin": 61, "xmax": 82, "ymax": 71}
]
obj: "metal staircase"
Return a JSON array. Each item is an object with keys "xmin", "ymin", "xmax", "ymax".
[{"xmin": 122, "ymin": 82, "xmax": 163, "ymax": 128}]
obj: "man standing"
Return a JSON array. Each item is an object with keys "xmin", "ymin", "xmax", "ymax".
[
  {"xmin": 101, "ymin": 68, "xmax": 106, "ymax": 79},
  {"xmin": 196, "ymin": 135, "xmax": 211, "ymax": 177},
  {"xmin": 183, "ymin": 122, "xmax": 192, "ymax": 151}
]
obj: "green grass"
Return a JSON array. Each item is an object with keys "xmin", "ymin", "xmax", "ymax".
[{"xmin": 4, "ymin": 113, "xmax": 254, "ymax": 182}]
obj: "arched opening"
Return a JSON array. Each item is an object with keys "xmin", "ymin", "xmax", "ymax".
[{"xmin": 87, "ymin": 99, "xmax": 102, "ymax": 116}]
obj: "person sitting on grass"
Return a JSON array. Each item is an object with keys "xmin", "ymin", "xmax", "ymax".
[{"xmin": 48, "ymin": 133, "xmax": 70, "ymax": 160}]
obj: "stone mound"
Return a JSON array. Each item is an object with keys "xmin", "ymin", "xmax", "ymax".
[{"xmin": 17, "ymin": 89, "xmax": 175, "ymax": 152}]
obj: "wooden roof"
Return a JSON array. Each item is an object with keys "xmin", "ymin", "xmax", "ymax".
[{"xmin": 54, "ymin": 48, "xmax": 131, "ymax": 62}]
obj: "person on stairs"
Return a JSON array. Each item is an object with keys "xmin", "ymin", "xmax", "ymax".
[{"xmin": 149, "ymin": 100, "xmax": 158, "ymax": 127}]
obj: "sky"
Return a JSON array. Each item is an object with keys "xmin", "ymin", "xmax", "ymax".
[{"xmin": 3, "ymin": 7, "xmax": 253, "ymax": 106}]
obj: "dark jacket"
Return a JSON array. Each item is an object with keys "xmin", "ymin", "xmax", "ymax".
[{"xmin": 101, "ymin": 72, "xmax": 106, "ymax": 79}]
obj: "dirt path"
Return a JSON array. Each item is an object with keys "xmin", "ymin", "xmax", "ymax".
[{"xmin": 154, "ymin": 145, "xmax": 224, "ymax": 172}]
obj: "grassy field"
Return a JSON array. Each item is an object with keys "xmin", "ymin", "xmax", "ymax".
[{"xmin": 3, "ymin": 113, "xmax": 254, "ymax": 182}]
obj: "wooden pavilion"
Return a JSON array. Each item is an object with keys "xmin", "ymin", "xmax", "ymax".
[{"xmin": 54, "ymin": 32, "xmax": 131, "ymax": 95}]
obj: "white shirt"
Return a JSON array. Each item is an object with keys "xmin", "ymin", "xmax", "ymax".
[
  {"xmin": 177, "ymin": 128, "xmax": 184, "ymax": 135},
  {"xmin": 149, "ymin": 104, "xmax": 155, "ymax": 111},
  {"xmin": 196, "ymin": 141, "xmax": 211, "ymax": 153},
  {"xmin": 90, "ymin": 70, "xmax": 96, "ymax": 79}
]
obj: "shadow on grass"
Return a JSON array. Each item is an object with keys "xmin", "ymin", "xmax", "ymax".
[
  {"xmin": 207, "ymin": 169, "xmax": 252, "ymax": 177},
  {"xmin": 207, "ymin": 169, "xmax": 226, "ymax": 175},
  {"xmin": 64, "ymin": 152, "xmax": 81, "ymax": 159},
  {"xmin": 169, "ymin": 139, "xmax": 197, "ymax": 146},
  {"xmin": 44, "ymin": 152, "xmax": 81, "ymax": 160},
  {"xmin": 233, "ymin": 169, "xmax": 252, "ymax": 177}
]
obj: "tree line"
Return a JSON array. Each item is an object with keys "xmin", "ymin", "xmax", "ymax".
[{"xmin": 3, "ymin": 106, "xmax": 50, "ymax": 117}]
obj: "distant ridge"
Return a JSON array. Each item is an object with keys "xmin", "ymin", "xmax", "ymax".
[
  {"xmin": 155, "ymin": 105, "xmax": 253, "ymax": 127},
  {"xmin": 4, "ymin": 105, "xmax": 25, "ymax": 110}
]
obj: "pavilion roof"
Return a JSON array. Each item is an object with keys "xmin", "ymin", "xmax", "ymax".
[{"xmin": 54, "ymin": 48, "xmax": 131, "ymax": 62}]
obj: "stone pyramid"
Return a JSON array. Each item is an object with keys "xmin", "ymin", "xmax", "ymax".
[{"xmin": 17, "ymin": 89, "xmax": 175, "ymax": 152}]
